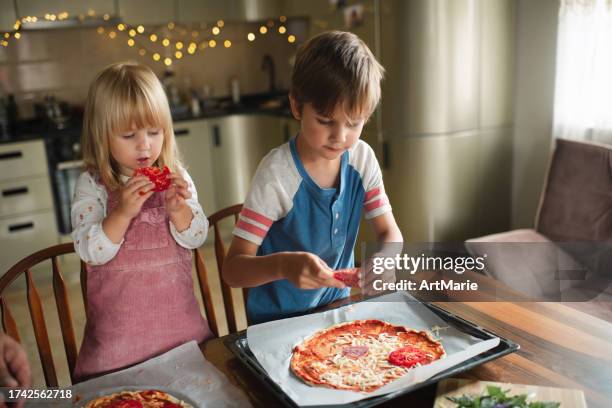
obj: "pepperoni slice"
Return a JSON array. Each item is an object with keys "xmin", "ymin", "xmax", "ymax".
[
  {"xmin": 333, "ymin": 268, "xmax": 360, "ymax": 287},
  {"xmin": 107, "ymin": 400, "xmax": 143, "ymax": 408},
  {"xmin": 162, "ymin": 402, "xmax": 182, "ymax": 408},
  {"xmin": 133, "ymin": 166, "xmax": 172, "ymax": 194},
  {"xmin": 388, "ymin": 346, "xmax": 433, "ymax": 368},
  {"xmin": 342, "ymin": 345, "xmax": 369, "ymax": 358}
]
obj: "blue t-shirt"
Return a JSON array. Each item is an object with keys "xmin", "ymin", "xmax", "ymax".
[{"xmin": 233, "ymin": 136, "xmax": 392, "ymax": 324}]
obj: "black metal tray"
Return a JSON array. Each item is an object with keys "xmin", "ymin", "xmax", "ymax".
[{"xmin": 224, "ymin": 300, "xmax": 519, "ymax": 407}]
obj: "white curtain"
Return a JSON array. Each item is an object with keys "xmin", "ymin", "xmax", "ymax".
[{"xmin": 553, "ymin": 0, "xmax": 612, "ymax": 144}]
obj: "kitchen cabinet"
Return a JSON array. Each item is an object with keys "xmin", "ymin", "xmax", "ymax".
[
  {"xmin": 0, "ymin": 140, "xmax": 58, "ymax": 275},
  {"xmin": 16, "ymin": 0, "xmax": 115, "ymax": 19},
  {"xmin": 0, "ymin": 0, "xmax": 17, "ymax": 32},
  {"xmin": 209, "ymin": 114, "xmax": 286, "ymax": 211},
  {"xmin": 178, "ymin": 0, "xmax": 282, "ymax": 23},
  {"xmin": 174, "ymin": 119, "xmax": 216, "ymax": 218},
  {"xmin": 177, "ymin": 0, "xmax": 234, "ymax": 23},
  {"xmin": 118, "ymin": 0, "xmax": 176, "ymax": 25}
]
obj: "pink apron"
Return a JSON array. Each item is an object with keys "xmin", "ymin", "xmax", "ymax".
[{"xmin": 74, "ymin": 188, "xmax": 213, "ymax": 380}]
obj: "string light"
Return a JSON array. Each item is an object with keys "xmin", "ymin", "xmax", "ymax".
[{"xmin": 4, "ymin": 11, "xmax": 299, "ymax": 60}]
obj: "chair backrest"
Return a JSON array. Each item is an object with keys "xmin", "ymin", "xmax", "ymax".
[
  {"xmin": 204, "ymin": 203, "xmax": 245, "ymax": 334},
  {"xmin": 535, "ymin": 138, "xmax": 612, "ymax": 241},
  {"xmin": 0, "ymin": 243, "xmax": 85, "ymax": 386}
]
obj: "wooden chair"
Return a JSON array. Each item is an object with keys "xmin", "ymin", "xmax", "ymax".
[
  {"xmin": 202, "ymin": 203, "xmax": 246, "ymax": 334},
  {"xmin": 0, "ymin": 243, "xmax": 85, "ymax": 386},
  {"xmin": 0, "ymin": 204, "xmax": 244, "ymax": 386}
]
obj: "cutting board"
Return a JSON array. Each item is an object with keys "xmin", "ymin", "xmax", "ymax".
[{"xmin": 434, "ymin": 378, "xmax": 586, "ymax": 408}]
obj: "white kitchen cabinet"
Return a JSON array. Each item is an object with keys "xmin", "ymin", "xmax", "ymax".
[
  {"xmin": 178, "ymin": 0, "xmax": 282, "ymax": 23},
  {"xmin": 0, "ymin": 140, "xmax": 58, "ymax": 275},
  {"xmin": 118, "ymin": 0, "xmax": 176, "ymax": 25},
  {"xmin": 0, "ymin": 0, "xmax": 17, "ymax": 32},
  {"xmin": 0, "ymin": 176, "xmax": 54, "ymax": 217},
  {"xmin": 177, "ymin": 0, "xmax": 234, "ymax": 23},
  {"xmin": 16, "ymin": 0, "xmax": 115, "ymax": 19},
  {"xmin": 174, "ymin": 120, "xmax": 216, "ymax": 217},
  {"xmin": 209, "ymin": 114, "xmax": 285, "ymax": 211},
  {"xmin": 0, "ymin": 140, "xmax": 48, "ymax": 181}
]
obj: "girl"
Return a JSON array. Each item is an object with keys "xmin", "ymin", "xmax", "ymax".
[{"xmin": 71, "ymin": 62, "xmax": 213, "ymax": 379}]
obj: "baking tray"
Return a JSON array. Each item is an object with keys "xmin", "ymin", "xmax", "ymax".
[{"xmin": 224, "ymin": 299, "xmax": 520, "ymax": 408}]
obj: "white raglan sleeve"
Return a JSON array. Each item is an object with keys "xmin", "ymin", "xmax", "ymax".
[
  {"xmin": 353, "ymin": 141, "xmax": 393, "ymax": 219},
  {"xmin": 232, "ymin": 147, "xmax": 297, "ymax": 246}
]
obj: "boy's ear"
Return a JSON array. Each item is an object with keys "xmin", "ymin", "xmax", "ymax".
[{"xmin": 289, "ymin": 93, "xmax": 301, "ymax": 120}]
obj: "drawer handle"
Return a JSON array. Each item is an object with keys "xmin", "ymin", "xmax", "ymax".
[
  {"xmin": 2, "ymin": 187, "xmax": 28, "ymax": 197},
  {"xmin": 8, "ymin": 222, "xmax": 34, "ymax": 232},
  {"xmin": 174, "ymin": 128, "xmax": 190, "ymax": 136},
  {"xmin": 0, "ymin": 151, "xmax": 23, "ymax": 160},
  {"xmin": 213, "ymin": 125, "xmax": 221, "ymax": 146}
]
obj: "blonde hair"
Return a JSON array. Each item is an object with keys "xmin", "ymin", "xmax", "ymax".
[
  {"xmin": 291, "ymin": 30, "xmax": 385, "ymax": 119},
  {"xmin": 81, "ymin": 62, "xmax": 181, "ymax": 191}
]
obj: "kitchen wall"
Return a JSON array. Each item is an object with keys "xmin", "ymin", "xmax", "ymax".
[
  {"xmin": 511, "ymin": 0, "xmax": 559, "ymax": 229},
  {"xmin": 0, "ymin": 20, "xmax": 297, "ymax": 117}
]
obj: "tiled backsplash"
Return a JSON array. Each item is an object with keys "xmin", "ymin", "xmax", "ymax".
[{"xmin": 0, "ymin": 21, "xmax": 299, "ymax": 118}]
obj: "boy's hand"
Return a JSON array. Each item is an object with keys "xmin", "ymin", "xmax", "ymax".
[
  {"xmin": 282, "ymin": 252, "xmax": 346, "ymax": 290},
  {"xmin": 114, "ymin": 175, "xmax": 155, "ymax": 220},
  {"xmin": 165, "ymin": 174, "xmax": 192, "ymax": 214}
]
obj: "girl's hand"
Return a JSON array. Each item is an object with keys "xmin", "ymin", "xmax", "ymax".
[
  {"xmin": 282, "ymin": 252, "xmax": 346, "ymax": 290},
  {"xmin": 165, "ymin": 173, "xmax": 192, "ymax": 213},
  {"xmin": 115, "ymin": 176, "xmax": 154, "ymax": 220}
]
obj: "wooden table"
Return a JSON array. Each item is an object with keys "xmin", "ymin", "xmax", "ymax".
[{"xmin": 201, "ymin": 293, "xmax": 612, "ymax": 407}]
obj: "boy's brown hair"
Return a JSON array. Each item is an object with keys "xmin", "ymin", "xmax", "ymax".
[{"xmin": 290, "ymin": 30, "xmax": 384, "ymax": 119}]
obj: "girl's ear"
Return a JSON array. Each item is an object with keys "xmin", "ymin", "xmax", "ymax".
[{"xmin": 289, "ymin": 93, "xmax": 301, "ymax": 120}]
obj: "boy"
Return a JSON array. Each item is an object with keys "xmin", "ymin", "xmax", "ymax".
[{"xmin": 223, "ymin": 31, "xmax": 403, "ymax": 324}]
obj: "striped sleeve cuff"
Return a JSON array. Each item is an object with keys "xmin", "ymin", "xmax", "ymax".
[
  {"xmin": 232, "ymin": 207, "xmax": 274, "ymax": 246},
  {"xmin": 363, "ymin": 186, "xmax": 392, "ymax": 219}
]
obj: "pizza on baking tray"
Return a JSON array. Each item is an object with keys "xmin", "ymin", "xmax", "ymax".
[
  {"xmin": 290, "ymin": 320, "xmax": 445, "ymax": 392},
  {"xmin": 84, "ymin": 389, "xmax": 192, "ymax": 408}
]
